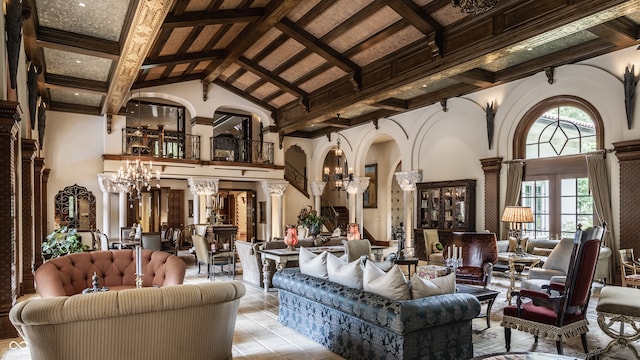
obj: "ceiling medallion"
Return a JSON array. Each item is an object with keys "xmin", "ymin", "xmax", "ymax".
[{"xmin": 451, "ymin": 0, "xmax": 498, "ymax": 14}]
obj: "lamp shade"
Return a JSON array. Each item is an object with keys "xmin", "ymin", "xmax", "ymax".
[{"xmin": 501, "ymin": 206, "xmax": 534, "ymax": 223}]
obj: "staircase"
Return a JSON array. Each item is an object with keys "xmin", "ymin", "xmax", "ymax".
[{"xmin": 284, "ymin": 161, "xmax": 308, "ymax": 198}]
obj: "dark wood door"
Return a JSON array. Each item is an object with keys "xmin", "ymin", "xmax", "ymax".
[
  {"xmin": 245, "ymin": 190, "xmax": 256, "ymax": 241},
  {"xmin": 167, "ymin": 189, "xmax": 184, "ymax": 228}
]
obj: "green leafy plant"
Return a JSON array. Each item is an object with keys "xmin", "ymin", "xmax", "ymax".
[
  {"xmin": 297, "ymin": 206, "xmax": 325, "ymax": 229},
  {"xmin": 42, "ymin": 227, "xmax": 89, "ymax": 259}
]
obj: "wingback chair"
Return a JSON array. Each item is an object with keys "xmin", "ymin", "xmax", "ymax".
[{"xmin": 442, "ymin": 231, "xmax": 498, "ymax": 288}]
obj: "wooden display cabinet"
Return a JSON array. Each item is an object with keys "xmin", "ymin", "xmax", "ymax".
[{"xmin": 417, "ymin": 179, "xmax": 476, "ymax": 232}]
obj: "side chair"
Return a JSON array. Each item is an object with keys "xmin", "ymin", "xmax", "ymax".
[
  {"xmin": 619, "ymin": 248, "xmax": 640, "ymax": 288},
  {"xmin": 501, "ymin": 222, "xmax": 607, "ymax": 355}
]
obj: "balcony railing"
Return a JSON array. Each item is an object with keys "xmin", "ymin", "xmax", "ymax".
[
  {"xmin": 210, "ymin": 137, "xmax": 274, "ymax": 165},
  {"xmin": 122, "ymin": 127, "xmax": 200, "ymax": 160}
]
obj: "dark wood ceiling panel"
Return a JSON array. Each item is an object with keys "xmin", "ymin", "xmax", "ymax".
[{"xmin": 22, "ymin": 0, "xmax": 640, "ymax": 137}]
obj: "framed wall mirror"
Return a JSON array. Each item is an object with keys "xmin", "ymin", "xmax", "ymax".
[{"xmin": 55, "ymin": 184, "xmax": 96, "ymax": 231}]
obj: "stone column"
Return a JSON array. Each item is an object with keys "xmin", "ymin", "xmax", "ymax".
[
  {"xmin": 40, "ymin": 168, "xmax": 50, "ymax": 267},
  {"xmin": 346, "ymin": 177, "xmax": 370, "ymax": 236},
  {"xmin": 395, "ymin": 171, "xmax": 422, "ymax": 256},
  {"xmin": 98, "ymin": 174, "xmax": 119, "ymax": 239},
  {"xmin": 310, "ymin": 181, "xmax": 326, "ymax": 212},
  {"xmin": 480, "ymin": 158, "xmax": 502, "ymax": 235},
  {"xmin": 187, "ymin": 177, "xmax": 219, "ymax": 224},
  {"xmin": 33, "ymin": 158, "xmax": 44, "ymax": 270},
  {"xmin": 21, "ymin": 139, "xmax": 37, "ymax": 295},
  {"xmin": 0, "ymin": 101, "xmax": 19, "ymax": 339},
  {"xmin": 119, "ymin": 192, "xmax": 128, "ymax": 235},
  {"xmin": 262, "ymin": 180, "xmax": 288, "ymax": 239}
]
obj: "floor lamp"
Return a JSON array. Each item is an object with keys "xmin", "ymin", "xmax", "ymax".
[{"xmin": 501, "ymin": 206, "xmax": 533, "ymax": 256}]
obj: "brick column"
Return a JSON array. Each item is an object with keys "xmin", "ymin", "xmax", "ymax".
[
  {"xmin": 480, "ymin": 157, "xmax": 503, "ymax": 235},
  {"xmin": 33, "ymin": 158, "xmax": 45, "ymax": 270},
  {"xmin": 0, "ymin": 101, "xmax": 20, "ymax": 339},
  {"xmin": 613, "ymin": 140, "xmax": 640, "ymax": 251},
  {"xmin": 21, "ymin": 139, "xmax": 37, "ymax": 294}
]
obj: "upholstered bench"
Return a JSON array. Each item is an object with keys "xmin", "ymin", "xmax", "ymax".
[
  {"xmin": 592, "ymin": 286, "xmax": 640, "ymax": 358},
  {"xmin": 34, "ymin": 249, "xmax": 186, "ymax": 297}
]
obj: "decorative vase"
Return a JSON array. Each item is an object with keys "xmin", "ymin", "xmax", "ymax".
[
  {"xmin": 308, "ymin": 224, "xmax": 320, "ymax": 237},
  {"xmin": 284, "ymin": 225, "xmax": 298, "ymax": 251},
  {"xmin": 347, "ymin": 223, "xmax": 361, "ymax": 240}
]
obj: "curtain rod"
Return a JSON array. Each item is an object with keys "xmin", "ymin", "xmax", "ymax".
[{"xmin": 503, "ymin": 148, "xmax": 614, "ymax": 164}]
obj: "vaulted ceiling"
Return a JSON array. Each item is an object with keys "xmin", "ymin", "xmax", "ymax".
[{"xmin": 22, "ymin": 0, "xmax": 640, "ymax": 138}]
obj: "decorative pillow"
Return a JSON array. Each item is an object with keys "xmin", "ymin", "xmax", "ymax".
[
  {"xmin": 410, "ymin": 272, "xmax": 456, "ymax": 299},
  {"xmin": 363, "ymin": 262, "xmax": 410, "ymax": 300},
  {"xmin": 432, "ymin": 241, "xmax": 444, "ymax": 253},
  {"xmin": 327, "ymin": 253, "xmax": 363, "ymax": 289},
  {"xmin": 507, "ymin": 236, "xmax": 529, "ymax": 252},
  {"xmin": 532, "ymin": 247, "xmax": 553, "ymax": 257},
  {"xmin": 299, "ymin": 247, "xmax": 328, "ymax": 279}
]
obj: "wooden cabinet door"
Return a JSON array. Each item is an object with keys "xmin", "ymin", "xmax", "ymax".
[{"xmin": 167, "ymin": 190, "xmax": 184, "ymax": 228}]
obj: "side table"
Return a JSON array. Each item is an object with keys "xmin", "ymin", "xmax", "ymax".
[
  {"xmin": 498, "ymin": 252, "xmax": 541, "ymax": 305},
  {"xmin": 394, "ymin": 257, "xmax": 419, "ymax": 279}
]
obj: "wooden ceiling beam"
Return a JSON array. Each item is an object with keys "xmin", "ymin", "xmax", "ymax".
[
  {"xmin": 36, "ymin": 27, "xmax": 120, "ymax": 60},
  {"xmin": 162, "ymin": 8, "xmax": 265, "ymax": 28},
  {"xmin": 587, "ymin": 17, "xmax": 639, "ymax": 47},
  {"xmin": 322, "ymin": 116, "xmax": 351, "ymax": 128},
  {"xmin": 276, "ymin": 18, "xmax": 359, "ymax": 75},
  {"xmin": 44, "ymin": 74, "xmax": 108, "ymax": 94},
  {"xmin": 142, "ymin": 50, "xmax": 226, "ymax": 69},
  {"xmin": 386, "ymin": 0, "xmax": 440, "ymax": 57},
  {"xmin": 212, "ymin": 79, "xmax": 276, "ymax": 113},
  {"xmin": 48, "ymin": 101, "xmax": 102, "ymax": 116},
  {"xmin": 202, "ymin": 0, "xmax": 304, "ymax": 83},
  {"xmin": 237, "ymin": 56, "xmax": 306, "ymax": 98},
  {"xmin": 453, "ymin": 68, "xmax": 496, "ymax": 87},
  {"xmin": 373, "ymin": 98, "xmax": 409, "ymax": 111}
]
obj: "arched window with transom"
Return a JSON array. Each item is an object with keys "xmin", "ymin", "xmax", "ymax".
[{"xmin": 513, "ymin": 96, "xmax": 604, "ymax": 239}]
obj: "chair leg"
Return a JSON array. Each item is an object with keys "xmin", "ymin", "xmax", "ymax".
[
  {"xmin": 581, "ymin": 333, "xmax": 589, "ymax": 353},
  {"xmin": 505, "ymin": 328, "xmax": 511, "ymax": 352},
  {"xmin": 534, "ymin": 335, "xmax": 538, "ymax": 343},
  {"xmin": 197, "ymin": 262, "xmax": 201, "ymax": 274},
  {"xmin": 556, "ymin": 340, "xmax": 564, "ymax": 355}
]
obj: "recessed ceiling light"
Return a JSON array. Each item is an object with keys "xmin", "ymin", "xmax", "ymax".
[
  {"xmin": 74, "ymin": 92, "xmax": 80, "ymax": 96},
  {"xmin": 78, "ymin": 2, "xmax": 87, "ymax": 7},
  {"xmin": 527, "ymin": 47, "xmax": 533, "ymax": 51},
  {"xmin": 422, "ymin": 84, "xmax": 427, "ymax": 88},
  {"xmin": 75, "ymin": 60, "xmax": 82, "ymax": 64}
]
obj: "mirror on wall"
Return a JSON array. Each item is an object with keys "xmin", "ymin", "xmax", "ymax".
[{"xmin": 55, "ymin": 184, "xmax": 96, "ymax": 231}]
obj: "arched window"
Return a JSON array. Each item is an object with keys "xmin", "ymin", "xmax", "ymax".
[{"xmin": 513, "ymin": 96, "xmax": 604, "ymax": 239}]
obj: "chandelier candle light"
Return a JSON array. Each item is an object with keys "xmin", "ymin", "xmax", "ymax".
[
  {"xmin": 323, "ymin": 136, "xmax": 354, "ymax": 191},
  {"xmin": 501, "ymin": 206, "xmax": 534, "ymax": 256}
]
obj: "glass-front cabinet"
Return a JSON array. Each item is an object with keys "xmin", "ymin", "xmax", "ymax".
[{"xmin": 417, "ymin": 179, "xmax": 476, "ymax": 231}]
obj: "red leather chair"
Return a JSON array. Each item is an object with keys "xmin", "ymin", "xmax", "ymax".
[{"xmin": 442, "ymin": 231, "xmax": 498, "ymax": 288}]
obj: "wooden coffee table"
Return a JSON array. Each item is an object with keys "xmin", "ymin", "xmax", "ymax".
[{"xmin": 456, "ymin": 284, "xmax": 500, "ymax": 330}]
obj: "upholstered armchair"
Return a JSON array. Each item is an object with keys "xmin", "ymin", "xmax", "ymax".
[{"xmin": 443, "ymin": 232, "xmax": 498, "ymax": 288}]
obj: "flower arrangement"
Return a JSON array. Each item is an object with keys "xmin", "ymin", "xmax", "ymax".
[
  {"xmin": 297, "ymin": 206, "xmax": 324, "ymax": 229},
  {"xmin": 42, "ymin": 226, "xmax": 89, "ymax": 259}
]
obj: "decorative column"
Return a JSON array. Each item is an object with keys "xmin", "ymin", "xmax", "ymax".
[
  {"xmin": 33, "ymin": 157, "xmax": 44, "ymax": 270},
  {"xmin": 346, "ymin": 177, "xmax": 370, "ymax": 236},
  {"xmin": 40, "ymin": 168, "xmax": 50, "ymax": 267},
  {"xmin": 0, "ymin": 101, "xmax": 20, "ymax": 339},
  {"xmin": 613, "ymin": 140, "xmax": 640, "ymax": 251},
  {"xmin": 395, "ymin": 171, "xmax": 422, "ymax": 255},
  {"xmin": 119, "ymin": 191, "xmax": 128, "ymax": 235},
  {"xmin": 480, "ymin": 157, "xmax": 503, "ymax": 235},
  {"xmin": 98, "ymin": 174, "xmax": 119, "ymax": 239},
  {"xmin": 21, "ymin": 139, "xmax": 38, "ymax": 295},
  {"xmin": 310, "ymin": 181, "xmax": 326, "ymax": 212},
  {"xmin": 187, "ymin": 177, "xmax": 219, "ymax": 225},
  {"xmin": 262, "ymin": 180, "xmax": 288, "ymax": 239}
]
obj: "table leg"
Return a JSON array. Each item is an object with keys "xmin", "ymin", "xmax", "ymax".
[
  {"xmin": 485, "ymin": 297, "xmax": 496, "ymax": 329},
  {"xmin": 507, "ymin": 259, "xmax": 516, "ymax": 305},
  {"xmin": 262, "ymin": 259, "xmax": 271, "ymax": 293}
]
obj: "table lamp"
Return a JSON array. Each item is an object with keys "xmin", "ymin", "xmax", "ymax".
[{"xmin": 501, "ymin": 206, "xmax": 533, "ymax": 256}]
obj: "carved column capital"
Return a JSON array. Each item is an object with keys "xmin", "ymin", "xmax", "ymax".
[
  {"xmin": 187, "ymin": 177, "xmax": 219, "ymax": 195},
  {"xmin": 261, "ymin": 180, "xmax": 289, "ymax": 196},
  {"xmin": 310, "ymin": 181, "xmax": 326, "ymax": 196},
  {"xmin": 395, "ymin": 170, "xmax": 422, "ymax": 191},
  {"xmin": 21, "ymin": 139, "xmax": 37, "ymax": 161},
  {"xmin": 346, "ymin": 177, "xmax": 369, "ymax": 195},
  {"xmin": 97, "ymin": 174, "xmax": 120, "ymax": 193}
]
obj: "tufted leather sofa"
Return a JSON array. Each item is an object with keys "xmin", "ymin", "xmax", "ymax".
[
  {"xmin": 10, "ymin": 281, "xmax": 245, "ymax": 360},
  {"xmin": 34, "ymin": 250, "xmax": 186, "ymax": 297},
  {"xmin": 273, "ymin": 268, "xmax": 480, "ymax": 360}
]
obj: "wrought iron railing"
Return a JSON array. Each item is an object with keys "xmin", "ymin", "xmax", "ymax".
[
  {"xmin": 122, "ymin": 127, "xmax": 200, "ymax": 160},
  {"xmin": 321, "ymin": 196, "xmax": 339, "ymax": 232},
  {"xmin": 284, "ymin": 161, "xmax": 307, "ymax": 194},
  {"xmin": 210, "ymin": 137, "xmax": 274, "ymax": 165}
]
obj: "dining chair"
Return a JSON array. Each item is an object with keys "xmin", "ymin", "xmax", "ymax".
[
  {"xmin": 619, "ymin": 249, "xmax": 640, "ymax": 288},
  {"xmin": 192, "ymin": 234, "xmax": 212, "ymax": 278}
]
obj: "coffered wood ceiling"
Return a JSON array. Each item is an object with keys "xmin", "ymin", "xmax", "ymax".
[{"xmin": 22, "ymin": 0, "xmax": 640, "ymax": 138}]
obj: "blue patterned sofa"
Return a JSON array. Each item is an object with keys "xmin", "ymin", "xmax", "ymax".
[{"xmin": 272, "ymin": 268, "xmax": 481, "ymax": 360}]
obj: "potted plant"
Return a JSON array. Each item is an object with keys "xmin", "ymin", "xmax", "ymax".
[
  {"xmin": 297, "ymin": 206, "xmax": 325, "ymax": 236},
  {"xmin": 42, "ymin": 226, "xmax": 89, "ymax": 260}
]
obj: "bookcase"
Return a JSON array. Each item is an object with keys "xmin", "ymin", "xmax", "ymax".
[{"xmin": 417, "ymin": 179, "xmax": 476, "ymax": 232}]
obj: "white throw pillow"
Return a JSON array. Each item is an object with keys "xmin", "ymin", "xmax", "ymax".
[
  {"xmin": 410, "ymin": 273, "xmax": 456, "ymax": 299},
  {"xmin": 363, "ymin": 262, "xmax": 410, "ymax": 300},
  {"xmin": 327, "ymin": 253, "xmax": 363, "ymax": 289},
  {"xmin": 299, "ymin": 246, "xmax": 328, "ymax": 279}
]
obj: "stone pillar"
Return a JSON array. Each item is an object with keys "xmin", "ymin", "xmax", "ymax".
[
  {"xmin": 98, "ymin": 174, "xmax": 119, "ymax": 239},
  {"xmin": 21, "ymin": 139, "xmax": 37, "ymax": 294},
  {"xmin": 480, "ymin": 157, "xmax": 503, "ymax": 235},
  {"xmin": 395, "ymin": 171, "xmax": 422, "ymax": 255},
  {"xmin": 262, "ymin": 180, "xmax": 288, "ymax": 239},
  {"xmin": 119, "ymin": 192, "xmax": 128, "ymax": 235},
  {"xmin": 193, "ymin": 194, "xmax": 200, "ymax": 224},
  {"xmin": 310, "ymin": 181, "xmax": 326, "ymax": 212},
  {"xmin": 346, "ymin": 177, "xmax": 370, "ymax": 236},
  {"xmin": 40, "ymin": 168, "xmax": 50, "ymax": 266},
  {"xmin": 0, "ymin": 101, "xmax": 20, "ymax": 339},
  {"xmin": 613, "ymin": 140, "xmax": 640, "ymax": 251},
  {"xmin": 33, "ymin": 158, "xmax": 44, "ymax": 270},
  {"xmin": 187, "ymin": 177, "xmax": 219, "ymax": 225}
]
